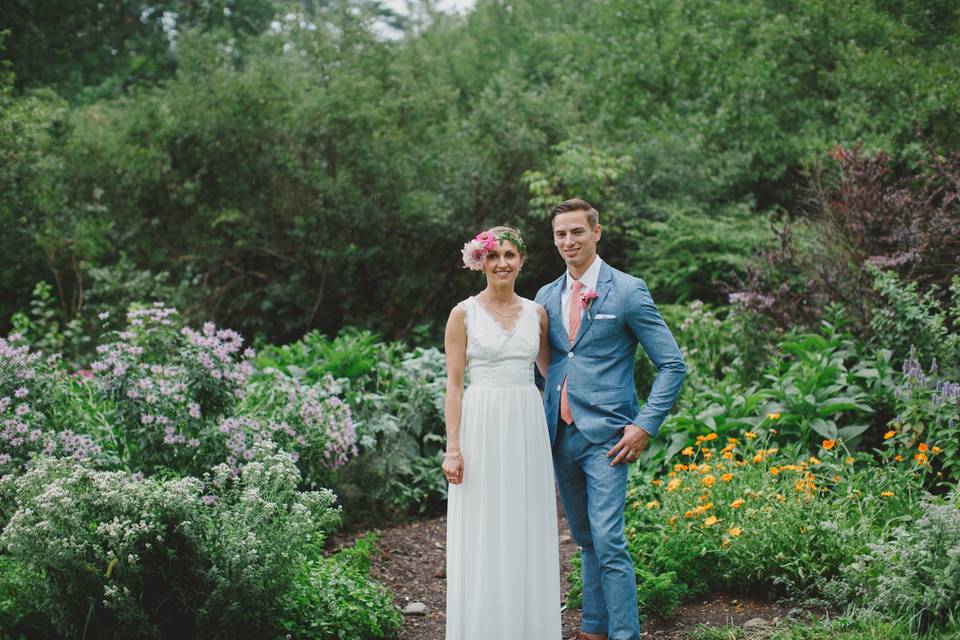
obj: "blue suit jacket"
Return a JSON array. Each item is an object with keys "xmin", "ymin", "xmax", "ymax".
[{"xmin": 534, "ymin": 261, "xmax": 687, "ymax": 446}]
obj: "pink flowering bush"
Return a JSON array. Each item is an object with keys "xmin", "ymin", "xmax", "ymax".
[
  {"xmin": 234, "ymin": 373, "xmax": 358, "ymax": 487},
  {"xmin": 87, "ymin": 303, "xmax": 255, "ymax": 475},
  {"xmin": 0, "ymin": 333, "xmax": 100, "ymax": 475}
]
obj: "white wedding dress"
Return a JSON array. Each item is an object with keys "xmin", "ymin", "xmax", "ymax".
[{"xmin": 446, "ymin": 296, "xmax": 562, "ymax": 640}]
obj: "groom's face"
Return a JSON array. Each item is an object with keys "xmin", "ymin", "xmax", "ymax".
[{"xmin": 553, "ymin": 210, "xmax": 601, "ymax": 271}]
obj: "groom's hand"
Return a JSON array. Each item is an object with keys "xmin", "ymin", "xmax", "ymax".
[{"xmin": 607, "ymin": 425, "xmax": 650, "ymax": 465}]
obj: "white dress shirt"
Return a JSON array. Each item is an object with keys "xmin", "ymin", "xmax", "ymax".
[{"xmin": 561, "ymin": 256, "xmax": 604, "ymax": 334}]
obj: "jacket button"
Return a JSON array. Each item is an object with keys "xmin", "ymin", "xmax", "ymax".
[
  {"xmin": 556, "ymin": 385, "xmax": 561, "ymax": 391},
  {"xmin": 568, "ymin": 352, "xmax": 574, "ymax": 358}
]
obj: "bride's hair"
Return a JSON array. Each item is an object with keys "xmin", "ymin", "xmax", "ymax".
[{"xmin": 486, "ymin": 225, "xmax": 526, "ymax": 256}]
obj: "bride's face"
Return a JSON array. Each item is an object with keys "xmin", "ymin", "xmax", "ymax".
[{"xmin": 483, "ymin": 239, "xmax": 524, "ymax": 286}]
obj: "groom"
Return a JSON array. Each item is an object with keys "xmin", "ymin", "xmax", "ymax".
[{"xmin": 535, "ymin": 199, "xmax": 686, "ymax": 640}]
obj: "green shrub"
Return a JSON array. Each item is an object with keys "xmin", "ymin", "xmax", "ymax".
[
  {"xmin": 835, "ymin": 492, "xmax": 960, "ymax": 633},
  {"xmin": 278, "ymin": 534, "xmax": 403, "ymax": 640},
  {"xmin": 0, "ymin": 444, "xmax": 341, "ymax": 639}
]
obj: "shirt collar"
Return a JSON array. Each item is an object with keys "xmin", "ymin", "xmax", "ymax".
[{"xmin": 565, "ymin": 256, "xmax": 603, "ymax": 293}]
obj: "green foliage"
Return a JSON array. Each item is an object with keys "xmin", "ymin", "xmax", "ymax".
[
  {"xmin": 278, "ymin": 534, "xmax": 403, "ymax": 640},
  {"xmin": 869, "ymin": 269, "xmax": 960, "ymax": 377},
  {"xmin": 689, "ymin": 617, "xmax": 935, "ymax": 640},
  {"xmin": 833, "ymin": 493, "xmax": 960, "ymax": 634},
  {"xmin": 0, "ymin": 444, "xmax": 341, "ymax": 639}
]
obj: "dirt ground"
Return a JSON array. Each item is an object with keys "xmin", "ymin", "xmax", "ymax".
[{"xmin": 331, "ymin": 499, "xmax": 798, "ymax": 640}]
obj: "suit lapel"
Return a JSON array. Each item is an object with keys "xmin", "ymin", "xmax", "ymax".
[
  {"xmin": 571, "ymin": 262, "xmax": 613, "ymax": 350},
  {"xmin": 547, "ymin": 275, "xmax": 568, "ymax": 348}
]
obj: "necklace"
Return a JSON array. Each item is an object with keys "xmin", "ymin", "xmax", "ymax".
[{"xmin": 478, "ymin": 292, "xmax": 521, "ymax": 318}]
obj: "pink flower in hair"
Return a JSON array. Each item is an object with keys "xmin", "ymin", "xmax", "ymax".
[{"xmin": 461, "ymin": 231, "xmax": 499, "ymax": 270}]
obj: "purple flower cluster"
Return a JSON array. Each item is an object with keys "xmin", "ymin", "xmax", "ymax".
[
  {"xmin": 302, "ymin": 392, "xmax": 358, "ymax": 469},
  {"xmin": 87, "ymin": 304, "xmax": 256, "ymax": 471},
  {"xmin": 1, "ymin": 334, "xmax": 100, "ymax": 474}
]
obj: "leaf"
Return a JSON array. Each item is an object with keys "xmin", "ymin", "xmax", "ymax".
[
  {"xmin": 809, "ymin": 418, "xmax": 838, "ymax": 440},
  {"xmin": 837, "ymin": 424, "xmax": 870, "ymax": 439}
]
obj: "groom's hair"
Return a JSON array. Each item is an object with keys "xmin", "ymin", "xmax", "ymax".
[{"xmin": 551, "ymin": 198, "xmax": 599, "ymax": 228}]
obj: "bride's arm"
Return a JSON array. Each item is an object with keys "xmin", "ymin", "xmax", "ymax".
[
  {"xmin": 535, "ymin": 304, "xmax": 551, "ymax": 378},
  {"xmin": 442, "ymin": 304, "xmax": 467, "ymax": 484}
]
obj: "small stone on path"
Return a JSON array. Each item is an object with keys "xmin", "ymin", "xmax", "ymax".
[
  {"xmin": 403, "ymin": 602, "xmax": 428, "ymax": 616},
  {"xmin": 742, "ymin": 617, "xmax": 768, "ymax": 628}
]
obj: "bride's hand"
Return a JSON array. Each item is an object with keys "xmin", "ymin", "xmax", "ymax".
[{"xmin": 442, "ymin": 450, "xmax": 464, "ymax": 484}]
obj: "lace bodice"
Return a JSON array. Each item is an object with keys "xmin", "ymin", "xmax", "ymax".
[{"xmin": 462, "ymin": 296, "xmax": 540, "ymax": 388}]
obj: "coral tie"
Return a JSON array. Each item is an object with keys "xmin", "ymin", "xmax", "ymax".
[{"xmin": 559, "ymin": 280, "xmax": 583, "ymax": 425}]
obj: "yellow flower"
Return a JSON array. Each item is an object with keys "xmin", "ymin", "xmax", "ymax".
[
  {"xmin": 766, "ymin": 412, "xmax": 781, "ymax": 420},
  {"xmin": 721, "ymin": 443, "xmax": 736, "ymax": 453},
  {"xmin": 722, "ymin": 452, "xmax": 734, "ymax": 460},
  {"xmin": 918, "ymin": 442, "xmax": 929, "ymax": 453},
  {"xmin": 702, "ymin": 474, "xmax": 716, "ymax": 488},
  {"xmin": 668, "ymin": 515, "xmax": 677, "ymax": 525},
  {"xmin": 744, "ymin": 431, "xmax": 757, "ymax": 440},
  {"xmin": 703, "ymin": 515, "xmax": 720, "ymax": 527},
  {"xmin": 645, "ymin": 500, "xmax": 660, "ymax": 510},
  {"xmin": 808, "ymin": 456, "xmax": 821, "ymax": 465},
  {"xmin": 674, "ymin": 463, "xmax": 689, "ymax": 471},
  {"xmin": 776, "ymin": 494, "xmax": 786, "ymax": 502},
  {"xmin": 703, "ymin": 450, "xmax": 714, "ymax": 460},
  {"xmin": 752, "ymin": 453, "xmax": 764, "ymax": 464},
  {"xmin": 845, "ymin": 457, "xmax": 855, "ymax": 465},
  {"xmin": 705, "ymin": 433, "xmax": 718, "ymax": 441},
  {"xmin": 684, "ymin": 509, "xmax": 696, "ymax": 519},
  {"xmin": 880, "ymin": 491, "xmax": 894, "ymax": 497},
  {"xmin": 721, "ymin": 473, "xmax": 734, "ymax": 482},
  {"xmin": 822, "ymin": 439, "xmax": 836, "ymax": 450},
  {"xmin": 833, "ymin": 475, "xmax": 841, "ymax": 482},
  {"xmin": 769, "ymin": 467, "xmax": 780, "ymax": 476},
  {"xmin": 932, "ymin": 446, "xmax": 942, "ymax": 455},
  {"xmin": 894, "ymin": 454, "xmax": 904, "ymax": 462},
  {"xmin": 698, "ymin": 464, "xmax": 712, "ymax": 474},
  {"xmin": 883, "ymin": 430, "xmax": 896, "ymax": 440},
  {"xmin": 914, "ymin": 452, "xmax": 928, "ymax": 464},
  {"xmin": 651, "ymin": 479, "xmax": 663, "ymax": 486},
  {"xmin": 668, "ymin": 471, "xmax": 677, "ymax": 478},
  {"xmin": 728, "ymin": 437, "xmax": 739, "ymax": 444},
  {"xmin": 682, "ymin": 447, "xmax": 695, "ymax": 456},
  {"xmin": 721, "ymin": 538, "xmax": 731, "ymax": 548},
  {"xmin": 728, "ymin": 526, "xmax": 743, "ymax": 537},
  {"xmin": 667, "ymin": 478, "xmax": 681, "ymax": 492},
  {"xmin": 631, "ymin": 501, "xmax": 642, "ymax": 510},
  {"xmin": 730, "ymin": 498, "xmax": 745, "ymax": 509}
]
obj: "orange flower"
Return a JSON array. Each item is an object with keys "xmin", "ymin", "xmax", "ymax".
[
  {"xmin": 702, "ymin": 474, "xmax": 717, "ymax": 488},
  {"xmin": 667, "ymin": 478, "xmax": 681, "ymax": 492},
  {"xmin": 822, "ymin": 439, "xmax": 836, "ymax": 450},
  {"xmin": 744, "ymin": 431, "xmax": 757, "ymax": 440},
  {"xmin": 703, "ymin": 450, "xmax": 714, "ymax": 460},
  {"xmin": 775, "ymin": 494, "xmax": 786, "ymax": 502},
  {"xmin": 752, "ymin": 453, "xmax": 764, "ymax": 464},
  {"xmin": 705, "ymin": 433, "xmax": 718, "ymax": 441},
  {"xmin": 727, "ymin": 437, "xmax": 739, "ymax": 444},
  {"xmin": 631, "ymin": 501, "xmax": 642, "ymax": 510},
  {"xmin": 766, "ymin": 412, "xmax": 781, "ymax": 420},
  {"xmin": 883, "ymin": 430, "xmax": 896, "ymax": 440},
  {"xmin": 682, "ymin": 447, "xmax": 694, "ymax": 456},
  {"xmin": 722, "ymin": 452, "xmax": 734, "ymax": 460},
  {"xmin": 703, "ymin": 516, "xmax": 720, "ymax": 527},
  {"xmin": 668, "ymin": 515, "xmax": 677, "ymax": 525},
  {"xmin": 730, "ymin": 498, "xmax": 745, "ymax": 509},
  {"xmin": 932, "ymin": 446, "xmax": 942, "ymax": 455},
  {"xmin": 651, "ymin": 479, "xmax": 663, "ymax": 486},
  {"xmin": 674, "ymin": 463, "xmax": 689, "ymax": 471},
  {"xmin": 684, "ymin": 509, "xmax": 696, "ymax": 519},
  {"xmin": 721, "ymin": 538, "xmax": 731, "ymax": 548},
  {"xmin": 721, "ymin": 473, "xmax": 734, "ymax": 482},
  {"xmin": 728, "ymin": 526, "xmax": 743, "ymax": 537},
  {"xmin": 914, "ymin": 452, "xmax": 928, "ymax": 464},
  {"xmin": 769, "ymin": 467, "xmax": 780, "ymax": 476},
  {"xmin": 894, "ymin": 454, "xmax": 904, "ymax": 462},
  {"xmin": 668, "ymin": 471, "xmax": 677, "ymax": 478},
  {"xmin": 845, "ymin": 457, "xmax": 855, "ymax": 465},
  {"xmin": 645, "ymin": 500, "xmax": 660, "ymax": 510},
  {"xmin": 808, "ymin": 456, "xmax": 821, "ymax": 465},
  {"xmin": 918, "ymin": 443, "xmax": 929, "ymax": 453},
  {"xmin": 880, "ymin": 491, "xmax": 894, "ymax": 497}
]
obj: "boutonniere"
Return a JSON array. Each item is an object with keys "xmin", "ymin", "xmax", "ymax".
[{"xmin": 578, "ymin": 289, "xmax": 599, "ymax": 317}]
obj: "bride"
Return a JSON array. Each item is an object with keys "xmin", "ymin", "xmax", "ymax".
[{"xmin": 442, "ymin": 226, "xmax": 562, "ymax": 639}]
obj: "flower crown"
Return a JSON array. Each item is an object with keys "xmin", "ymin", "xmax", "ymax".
[{"xmin": 461, "ymin": 229, "xmax": 527, "ymax": 271}]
